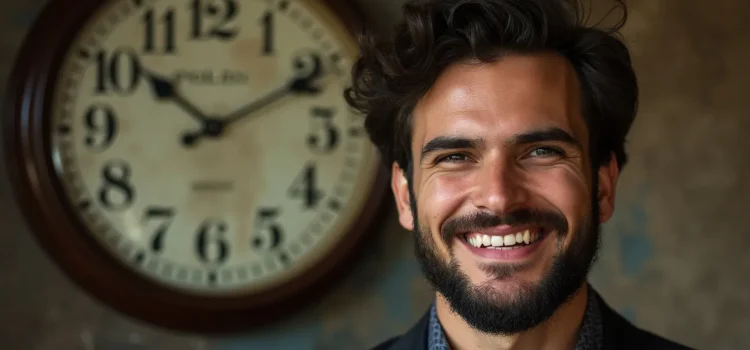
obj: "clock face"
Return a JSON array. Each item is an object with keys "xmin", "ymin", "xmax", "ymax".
[{"xmin": 48, "ymin": 0, "xmax": 380, "ymax": 296}]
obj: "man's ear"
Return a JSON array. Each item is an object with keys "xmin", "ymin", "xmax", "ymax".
[
  {"xmin": 597, "ymin": 152, "xmax": 620, "ymax": 224},
  {"xmin": 391, "ymin": 162, "xmax": 414, "ymax": 231}
]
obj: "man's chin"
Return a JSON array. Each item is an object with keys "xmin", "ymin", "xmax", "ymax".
[
  {"xmin": 471, "ymin": 274, "xmax": 541, "ymax": 303},
  {"xmin": 422, "ymin": 247, "xmax": 591, "ymax": 334},
  {"xmin": 438, "ymin": 276, "xmax": 563, "ymax": 335},
  {"xmin": 412, "ymin": 216, "xmax": 601, "ymax": 334}
]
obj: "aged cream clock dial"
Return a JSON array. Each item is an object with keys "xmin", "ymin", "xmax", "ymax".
[{"xmin": 4, "ymin": 0, "xmax": 388, "ymax": 331}]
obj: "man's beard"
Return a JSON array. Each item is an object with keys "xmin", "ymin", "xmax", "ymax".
[{"xmin": 410, "ymin": 191, "xmax": 602, "ymax": 335}]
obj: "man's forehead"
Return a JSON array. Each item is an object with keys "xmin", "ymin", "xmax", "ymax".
[{"xmin": 411, "ymin": 52, "xmax": 586, "ymax": 144}]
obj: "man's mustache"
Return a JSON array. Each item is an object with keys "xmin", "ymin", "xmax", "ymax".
[{"xmin": 440, "ymin": 209, "xmax": 569, "ymax": 245}]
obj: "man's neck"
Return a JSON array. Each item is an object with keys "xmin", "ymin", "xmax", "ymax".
[{"xmin": 436, "ymin": 284, "xmax": 589, "ymax": 350}]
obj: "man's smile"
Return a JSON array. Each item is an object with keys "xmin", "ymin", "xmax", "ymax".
[{"xmin": 457, "ymin": 226, "xmax": 553, "ymax": 260}]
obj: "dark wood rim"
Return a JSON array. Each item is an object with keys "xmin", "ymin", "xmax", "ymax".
[{"xmin": 3, "ymin": 0, "xmax": 390, "ymax": 333}]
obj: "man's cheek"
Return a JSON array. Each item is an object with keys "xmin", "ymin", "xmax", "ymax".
[
  {"xmin": 532, "ymin": 169, "xmax": 589, "ymax": 212},
  {"xmin": 422, "ymin": 176, "xmax": 465, "ymax": 224},
  {"xmin": 536, "ymin": 171, "xmax": 591, "ymax": 249}
]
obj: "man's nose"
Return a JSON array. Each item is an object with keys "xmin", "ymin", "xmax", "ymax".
[{"xmin": 470, "ymin": 156, "xmax": 529, "ymax": 214}]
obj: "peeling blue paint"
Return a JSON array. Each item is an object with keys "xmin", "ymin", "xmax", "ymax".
[
  {"xmin": 618, "ymin": 202, "xmax": 654, "ymax": 276},
  {"xmin": 608, "ymin": 184, "xmax": 655, "ymax": 277},
  {"xmin": 620, "ymin": 233, "xmax": 654, "ymax": 276}
]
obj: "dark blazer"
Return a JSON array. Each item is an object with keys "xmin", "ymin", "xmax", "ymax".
[{"xmin": 371, "ymin": 293, "xmax": 694, "ymax": 350}]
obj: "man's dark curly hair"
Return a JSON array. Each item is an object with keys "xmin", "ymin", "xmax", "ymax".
[{"xmin": 345, "ymin": 0, "xmax": 638, "ymax": 175}]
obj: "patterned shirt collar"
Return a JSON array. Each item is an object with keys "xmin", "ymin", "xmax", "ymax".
[{"xmin": 427, "ymin": 287, "xmax": 604, "ymax": 350}]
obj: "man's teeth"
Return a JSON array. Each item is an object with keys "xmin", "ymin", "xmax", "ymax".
[{"xmin": 466, "ymin": 229, "xmax": 542, "ymax": 249}]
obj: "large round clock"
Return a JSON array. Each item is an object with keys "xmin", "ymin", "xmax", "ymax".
[{"xmin": 4, "ymin": 0, "xmax": 388, "ymax": 331}]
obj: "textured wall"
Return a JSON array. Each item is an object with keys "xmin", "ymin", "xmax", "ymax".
[{"xmin": 2, "ymin": 1, "xmax": 749, "ymax": 349}]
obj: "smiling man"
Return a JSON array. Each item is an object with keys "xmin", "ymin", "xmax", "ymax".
[{"xmin": 345, "ymin": 0, "xmax": 692, "ymax": 349}]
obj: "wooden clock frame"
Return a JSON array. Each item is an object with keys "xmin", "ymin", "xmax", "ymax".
[{"xmin": 3, "ymin": 0, "xmax": 390, "ymax": 333}]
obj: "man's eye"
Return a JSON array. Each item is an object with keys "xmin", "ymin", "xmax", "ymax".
[
  {"xmin": 436, "ymin": 154, "xmax": 469, "ymax": 163},
  {"xmin": 528, "ymin": 147, "xmax": 563, "ymax": 157}
]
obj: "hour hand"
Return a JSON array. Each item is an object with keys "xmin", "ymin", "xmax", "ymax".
[
  {"xmin": 141, "ymin": 68, "xmax": 210, "ymax": 123},
  {"xmin": 145, "ymin": 71, "xmax": 177, "ymax": 100}
]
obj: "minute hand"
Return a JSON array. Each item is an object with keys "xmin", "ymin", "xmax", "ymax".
[{"xmin": 222, "ymin": 75, "xmax": 320, "ymax": 125}]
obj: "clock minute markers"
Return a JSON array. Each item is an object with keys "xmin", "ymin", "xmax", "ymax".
[
  {"xmin": 135, "ymin": 251, "xmax": 146, "ymax": 265},
  {"xmin": 278, "ymin": 252, "xmax": 290, "ymax": 267},
  {"xmin": 208, "ymin": 271, "xmax": 218, "ymax": 286},
  {"xmin": 78, "ymin": 49, "xmax": 91, "ymax": 59}
]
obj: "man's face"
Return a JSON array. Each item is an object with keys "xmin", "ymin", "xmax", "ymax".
[{"xmin": 391, "ymin": 52, "xmax": 619, "ymax": 334}]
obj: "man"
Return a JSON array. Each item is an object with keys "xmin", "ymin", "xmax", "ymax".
[{"xmin": 345, "ymin": 0, "xmax": 693, "ymax": 349}]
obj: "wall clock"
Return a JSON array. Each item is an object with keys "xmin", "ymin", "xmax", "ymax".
[{"xmin": 4, "ymin": 0, "xmax": 388, "ymax": 332}]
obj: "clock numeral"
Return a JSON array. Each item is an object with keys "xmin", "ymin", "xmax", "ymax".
[
  {"xmin": 288, "ymin": 163, "xmax": 323, "ymax": 210},
  {"xmin": 84, "ymin": 103, "xmax": 118, "ymax": 151},
  {"xmin": 143, "ymin": 8, "xmax": 177, "ymax": 54},
  {"xmin": 99, "ymin": 160, "xmax": 135, "ymax": 211},
  {"xmin": 293, "ymin": 52, "xmax": 323, "ymax": 84},
  {"xmin": 190, "ymin": 0, "xmax": 239, "ymax": 41},
  {"xmin": 261, "ymin": 11, "xmax": 274, "ymax": 55},
  {"xmin": 95, "ymin": 48, "xmax": 143, "ymax": 95},
  {"xmin": 307, "ymin": 107, "xmax": 339, "ymax": 154},
  {"xmin": 196, "ymin": 219, "xmax": 230, "ymax": 265},
  {"xmin": 142, "ymin": 206, "xmax": 175, "ymax": 252},
  {"xmin": 251, "ymin": 208, "xmax": 284, "ymax": 250}
]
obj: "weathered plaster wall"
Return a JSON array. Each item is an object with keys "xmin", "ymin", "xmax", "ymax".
[{"xmin": 2, "ymin": 1, "xmax": 749, "ymax": 349}]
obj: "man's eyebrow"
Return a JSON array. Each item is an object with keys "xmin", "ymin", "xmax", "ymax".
[
  {"xmin": 509, "ymin": 128, "xmax": 581, "ymax": 150},
  {"xmin": 420, "ymin": 136, "xmax": 484, "ymax": 162},
  {"xmin": 419, "ymin": 128, "xmax": 581, "ymax": 162}
]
